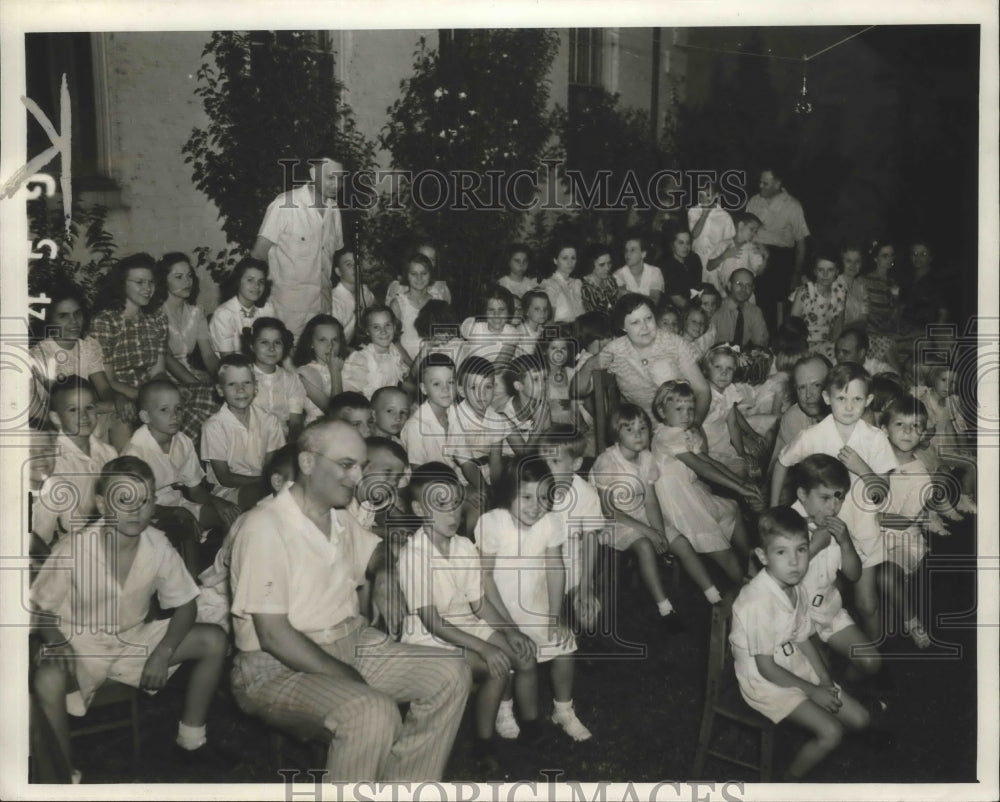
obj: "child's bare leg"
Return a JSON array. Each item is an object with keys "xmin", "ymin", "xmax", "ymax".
[
  {"xmin": 550, "ymin": 654, "xmax": 575, "ymax": 703},
  {"xmin": 783, "ymin": 700, "xmax": 845, "ymax": 780},
  {"xmin": 629, "ymin": 537, "xmax": 670, "ymax": 606},
  {"xmin": 877, "ymin": 562, "xmax": 929, "ymax": 648},
  {"xmin": 170, "ymin": 623, "xmax": 227, "ymax": 727},
  {"xmin": 667, "ymin": 535, "xmax": 717, "ymax": 594},
  {"xmin": 826, "ymin": 625, "xmax": 882, "ymax": 677},
  {"xmin": 729, "ymin": 514, "xmax": 750, "ymax": 559},
  {"xmin": 490, "ymin": 633, "xmax": 539, "ymax": 727},
  {"xmin": 32, "ymin": 663, "xmax": 72, "ymax": 772},
  {"xmin": 708, "ymin": 547, "xmax": 745, "ymax": 585},
  {"xmin": 465, "ymin": 651, "xmax": 509, "ymax": 740},
  {"xmin": 854, "ymin": 566, "xmax": 882, "ymax": 644}
]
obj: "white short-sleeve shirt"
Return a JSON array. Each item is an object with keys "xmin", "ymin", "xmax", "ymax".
[
  {"xmin": 208, "ymin": 296, "xmax": 276, "ymax": 355},
  {"xmin": 229, "ymin": 487, "xmax": 380, "ymax": 652},
  {"xmin": 201, "ymin": 404, "xmax": 285, "ymax": 500},
  {"xmin": 613, "ymin": 263, "xmax": 665, "ymax": 296},
  {"xmin": 401, "ymin": 401, "xmax": 462, "ymax": 469},
  {"xmin": 123, "ymin": 425, "xmax": 204, "ymax": 507}
]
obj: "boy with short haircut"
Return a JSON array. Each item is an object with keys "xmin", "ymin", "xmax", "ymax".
[
  {"xmin": 401, "ymin": 353, "xmax": 461, "ymax": 469},
  {"xmin": 397, "ymin": 462, "xmax": 539, "ymax": 771},
  {"xmin": 124, "ymin": 378, "xmax": 241, "ymax": 533},
  {"xmin": 350, "ymin": 436, "xmax": 414, "ymax": 548},
  {"xmin": 539, "ymin": 424, "xmax": 606, "ymax": 628},
  {"xmin": 31, "ymin": 456, "xmax": 229, "ymax": 782},
  {"xmin": 790, "ymin": 455, "xmax": 882, "ymax": 678},
  {"xmin": 201, "ymin": 355, "xmax": 285, "ymax": 510},
  {"xmin": 446, "ymin": 357, "xmax": 509, "ymax": 488},
  {"xmin": 731, "ymin": 507, "xmax": 870, "ymax": 780},
  {"xmin": 771, "ymin": 363, "xmax": 899, "ymax": 643},
  {"xmin": 35, "ymin": 377, "xmax": 118, "ymax": 552},
  {"xmin": 878, "ymin": 395, "xmax": 940, "ymax": 648},
  {"xmin": 328, "ymin": 390, "xmax": 374, "ymax": 439},
  {"xmin": 371, "ymin": 386, "xmax": 409, "ymax": 443}
]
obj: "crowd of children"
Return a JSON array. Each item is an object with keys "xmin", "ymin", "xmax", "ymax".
[{"xmin": 26, "ymin": 231, "xmax": 978, "ymax": 782}]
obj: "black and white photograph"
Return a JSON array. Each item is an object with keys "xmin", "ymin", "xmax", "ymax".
[{"xmin": 2, "ymin": 1, "xmax": 997, "ymax": 800}]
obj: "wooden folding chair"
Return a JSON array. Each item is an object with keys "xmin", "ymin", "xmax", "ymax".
[
  {"xmin": 69, "ymin": 680, "xmax": 142, "ymax": 771},
  {"xmin": 691, "ymin": 592, "xmax": 776, "ymax": 781}
]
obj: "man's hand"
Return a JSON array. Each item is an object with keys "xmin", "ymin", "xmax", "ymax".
[{"xmin": 372, "ymin": 571, "xmax": 405, "ymax": 639}]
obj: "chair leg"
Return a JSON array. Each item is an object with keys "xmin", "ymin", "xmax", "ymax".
[
  {"xmin": 760, "ymin": 726, "xmax": 775, "ymax": 782},
  {"xmin": 129, "ymin": 689, "xmax": 141, "ymax": 770},
  {"xmin": 691, "ymin": 707, "xmax": 715, "ymax": 778}
]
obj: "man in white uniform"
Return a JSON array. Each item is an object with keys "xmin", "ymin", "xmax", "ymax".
[{"xmin": 252, "ymin": 155, "xmax": 345, "ymax": 340}]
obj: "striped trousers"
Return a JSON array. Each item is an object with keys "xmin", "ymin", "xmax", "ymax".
[{"xmin": 231, "ymin": 617, "xmax": 471, "ymax": 781}]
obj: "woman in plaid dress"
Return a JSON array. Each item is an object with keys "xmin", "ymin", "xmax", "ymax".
[{"xmin": 91, "ymin": 253, "xmax": 216, "ymax": 448}]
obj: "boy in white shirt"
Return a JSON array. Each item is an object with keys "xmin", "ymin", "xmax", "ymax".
[
  {"xmin": 201, "ymin": 355, "xmax": 285, "ymax": 511},
  {"xmin": 35, "ymin": 377, "xmax": 118, "ymax": 553},
  {"xmin": 400, "ymin": 353, "xmax": 461, "ymax": 470}
]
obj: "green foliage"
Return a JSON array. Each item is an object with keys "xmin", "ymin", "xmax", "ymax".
[
  {"xmin": 27, "ymin": 197, "xmax": 117, "ymax": 307},
  {"xmin": 183, "ymin": 31, "xmax": 376, "ymax": 285},
  {"xmin": 376, "ymin": 30, "xmax": 559, "ymax": 309}
]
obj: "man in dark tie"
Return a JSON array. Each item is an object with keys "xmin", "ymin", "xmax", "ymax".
[{"xmin": 711, "ymin": 268, "xmax": 769, "ymax": 348}]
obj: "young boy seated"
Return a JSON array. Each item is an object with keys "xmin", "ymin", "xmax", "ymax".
[
  {"xmin": 33, "ymin": 377, "xmax": 118, "ymax": 559},
  {"xmin": 201, "ymin": 355, "xmax": 285, "ymax": 511},
  {"xmin": 397, "ymin": 462, "xmax": 539, "ymax": 772},
  {"xmin": 731, "ymin": 507, "xmax": 870, "ymax": 781},
  {"xmin": 31, "ymin": 456, "xmax": 228, "ymax": 782},
  {"xmin": 328, "ymin": 390, "xmax": 374, "ymax": 439},
  {"xmin": 197, "ymin": 444, "xmax": 299, "ymax": 631},
  {"xmin": 790, "ymin": 455, "xmax": 882, "ymax": 680},
  {"xmin": 124, "ymin": 379, "xmax": 241, "ymax": 574},
  {"xmin": 538, "ymin": 424, "xmax": 606, "ymax": 630},
  {"xmin": 371, "ymin": 385, "xmax": 409, "ymax": 444},
  {"xmin": 401, "ymin": 353, "xmax": 461, "ymax": 469}
]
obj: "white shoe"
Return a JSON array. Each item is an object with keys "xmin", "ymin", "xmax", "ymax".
[
  {"xmin": 495, "ymin": 704, "xmax": 520, "ymax": 739},
  {"xmin": 956, "ymin": 495, "xmax": 977, "ymax": 515},
  {"xmin": 551, "ymin": 705, "xmax": 593, "ymax": 742}
]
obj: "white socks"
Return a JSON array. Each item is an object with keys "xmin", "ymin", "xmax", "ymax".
[
  {"xmin": 657, "ymin": 598, "xmax": 675, "ymax": 616},
  {"xmin": 176, "ymin": 721, "xmax": 207, "ymax": 751},
  {"xmin": 704, "ymin": 585, "xmax": 723, "ymax": 604}
]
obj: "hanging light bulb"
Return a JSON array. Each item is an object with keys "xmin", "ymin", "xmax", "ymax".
[{"xmin": 795, "ymin": 55, "xmax": 813, "ymax": 115}]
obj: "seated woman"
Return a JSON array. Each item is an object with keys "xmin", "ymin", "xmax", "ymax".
[
  {"xmin": 579, "ymin": 243, "xmax": 618, "ymax": 314},
  {"xmin": 571, "ymin": 292, "xmax": 711, "ymax": 422},
  {"xmin": 788, "ymin": 252, "xmax": 847, "ymax": 361},
  {"xmin": 900, "ymin": 239, "xmax": 956, "ymax": 329},
  {"xmin": 153, "ymin": 252, "xmax": 219, "ymax": 385},
  {"xmin": 857, "ymin": 240, "xmax": 904, "ymax": 367},
  {"xmin": 540, "ymin": 239, "xmax": 585, "ymax": 323},
  {"xmin": 660, "ymin": 227, "xmax": 703, "ymax": 311},
  {"xmin": 90, "ymin": 253, "xmax": 215, "ymax": 449}
]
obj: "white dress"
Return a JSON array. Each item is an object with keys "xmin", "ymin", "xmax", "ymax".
[
  {"xmin": 297, "ymin": 360, "xmax": 332, "ymax": 424},
  {"xmin": 474, "ymin": 508, "xmax": 576, "ymax": 662},
  {"xmin": 650, "ymin": 424, "xmax": 737, "ymax": 553},
  {"xmin": 394, "ymin": 289, "xmax": 425, "ymax": 360}
]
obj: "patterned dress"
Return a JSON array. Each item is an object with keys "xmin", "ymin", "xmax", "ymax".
[
  {"xmin": 580, "ymin": 275, "xmax": 618, "ymax": 314},
  {"xmin": 91, "ymin": 308, "xmax": 216, "ymax": 441},
  {"xmin": 792, "ymin": 279, "xmax": 847, "ymax": 360}
]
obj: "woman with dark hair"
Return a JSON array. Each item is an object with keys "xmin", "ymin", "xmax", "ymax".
[
  {"xmin": 579, "ymin": 243, "xmax": 618, "ymax": 314},
  {"xmin": 571, "ymin": 293, "xmax": 710, "ymax": 420},
  {"xmin": 153, "ymin": 252, "xmax": 219, "ymax": 384},
  {"xmin": 459, "ymin": 284, "xmax": 520, "ymax": 364},
  {"xmin": 859, "ymin": 240, "xmax": 901, "ymax": 335},
  {"xmin": 90, "ymin": 252, "xmax": 216, "ymax": 447},
  {"xmin": 660, "ymin": 227, "xmax": 704, "ymax": 310},
  {"xmin": 788, "ymin": 252, "xmax": 847, "ymax": 360},
  {"xmin": 208, "ymin": 257, "xmax": 275, "ymax": 357},
  {"xmin": 901, "ymin": 239, "xmax": 954, "ymax": 328},
  {"xmin": 539, "ymin": 239, "xmax": 585, "ymax": 323}
]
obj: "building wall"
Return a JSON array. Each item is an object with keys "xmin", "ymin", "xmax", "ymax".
[{"xmin": 98, "ymin": 31, "xmax": 228, "ymax": 311}]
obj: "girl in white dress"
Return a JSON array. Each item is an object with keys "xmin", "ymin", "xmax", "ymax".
[
  {"xmin": 342, "ymin": 305, "xmax": 413, "ymax": 400},
  {"xmin": 459, "ymin": 285, "xmax": 522, "ymax": 365},
  {"xmin": 476, "ymin": 458, "xmax": 593, "ymax": 742},
  {"xmin": 389, "ymin": 253, "xmax": 435, "ymax": 361},
  {"xmin": 650, "ymin": 380, "xmax": 762, "ymax": 585},
  {"xmin": 292, "ymin": 314, "xmax": 346, "ymax": 424},
  {"xmin": 247, "ymin": 317, "xmax": 306, "ymax": 441}
]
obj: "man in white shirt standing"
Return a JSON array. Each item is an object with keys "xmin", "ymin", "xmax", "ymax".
[
  {"xmin": 252, "ymin": 155, "xmax": 345, "ymax": 340},
  {"xmin": 745, "ymin": 167, "xmax": 810, "ymax": 330}
]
